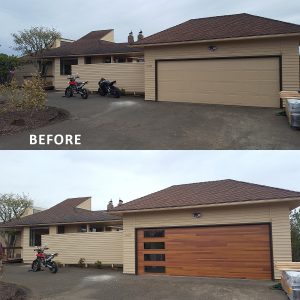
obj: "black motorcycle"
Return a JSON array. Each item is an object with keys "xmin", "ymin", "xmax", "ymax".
[
  {"xmin": 32, "ymin": 247, "xmax": 58, "ymax": 274},
  {"xmin": 65, "ymin": 75, "xmax": 89, "ymax": 99},
  {"xmin": 98, "ymin": 78, "xmax": 121, "ymax": 98}
]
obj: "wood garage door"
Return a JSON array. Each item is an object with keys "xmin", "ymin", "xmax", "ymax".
[
  {"xmin": 157, "ymin": 57, "xmax": 280, "ymax": 108},
  {"xmin": 137, "ymin": 224, "xmax": 273, "ymax": 280}
]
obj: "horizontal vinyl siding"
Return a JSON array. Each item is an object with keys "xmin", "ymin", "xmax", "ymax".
[
  {"xmin": 122, "ymin": 203, "xmax": 292, "ymax": 279},
  {"xmin": 22, "ymin": 227, "xmax": 123, "ymax": 265},
  {"xmin": 41, "ymin": 231, "xmax": 123, "ymax": 265},
  {"xmin": 144, "ymin": 37, "xmax": 300, "ymax": 101},
  {"xmin": 53, "ymin": 58, "xmax": 145, "ymax": 93}
]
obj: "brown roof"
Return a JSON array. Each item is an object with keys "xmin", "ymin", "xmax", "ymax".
[
  {"xmin": 1, "ymin": 197, "xmax": 121, "ymax": 227},
  {"xmin": 136, "ymin": 13, "xmax": 300, "ymax": 45},
  {"xmin": 43, "ymin": 29, "xmax": 142, "ymax": 57},
  {"xmin": 113, "ymin": 180, "xmax": 300, "ymax": 212}
]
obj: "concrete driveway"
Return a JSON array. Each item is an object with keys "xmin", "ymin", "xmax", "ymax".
[
  {"xmin": 1, "ymin": 264, "xmax": 287, "ymax": 300},
  {"xmin": 0, "ymin": 92, "xmax": 299, "ymax": 150}
]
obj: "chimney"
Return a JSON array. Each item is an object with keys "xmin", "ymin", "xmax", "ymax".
[
  {"xmin": 118, "ymin": 199, "xmax": 123, "ymax": 206},
  {"xmin": 107, "ymin": 200, "xmax": 114, "ymax": 211},
  {"xmin": 138, "ymin": 30, "xmax": 144, "ymax": 41},
  {"xmin": 128, "ymin": 31, "xmax": 134, "ymax": 44}
]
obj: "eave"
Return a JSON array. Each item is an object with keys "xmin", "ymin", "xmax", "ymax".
[
  {"xmin": 0, "ymin": 219, "xmax": 122, "ymax": 229},
  {"xmin": 43, "ymin": 51, "xmax": 144, "ymax": 59},
  {"xmin": 110, "ymin": 197, "xmax": 300, "ymax": 215},
  {"xmin": 133, "ymin": 32, "xmax": 300, "ymax": 48}
]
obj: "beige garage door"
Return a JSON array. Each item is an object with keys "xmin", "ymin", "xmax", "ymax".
[{"xmin": 157, "ymin": 57, "xmax": 280, "ymax": 107}]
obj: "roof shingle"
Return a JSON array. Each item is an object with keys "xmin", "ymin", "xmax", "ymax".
[
  {"xmin": 43, "ymin": 29, "xmax": 141, "ymax": 57},
  {"xmin": 113, "ymin": 180, "xmax": 300, "ymax": 211},
  {"xmin": 1, "ymin": 197, "xmax": 121, "ymax": 227},
  {"xmin": 136, "ymin": 13, "xmax": 300, "ymax": 45}
]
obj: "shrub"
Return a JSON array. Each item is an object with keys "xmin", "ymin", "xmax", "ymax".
[
  {"xmin": 291, "ymin": 210, "xmax": 300, "ymax": 261},
  {"xmin": 95, "ymin": 260, "xmax": 102, "ymax": 269},
  {"xmin": 78, "ymin": 258, "xmax": 86, "ymax": 268},
  {"xmin": 0, "ymin": 79, "xmax": 21, "ymax": 113},
  {"xmin": 22, "ymin": 75, "xmax": 46, "ymax": 112}
]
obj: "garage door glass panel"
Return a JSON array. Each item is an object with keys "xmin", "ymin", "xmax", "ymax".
[
  {"xmin": 144, "ymin": 254, "xmax": 166, "ymax": 261},
  {"xmin": 144, "ymin": 266, "xmax": 166, "ymax": 273},
  {"xmin": 144, "ymin": 242, "xmax": 165, "ymax": 250},
  {"xmin": 144, "ymin": 230, "xmax": 165, "ymax": 238}
]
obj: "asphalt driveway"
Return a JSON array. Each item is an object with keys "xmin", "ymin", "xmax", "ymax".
[
  {"xmin": 0, "ymin": 92, "xmax": 299, "ymax": 150},
  {"xmin": 1, "ymin": 264, "xmax": 287, "ymax": 300}
]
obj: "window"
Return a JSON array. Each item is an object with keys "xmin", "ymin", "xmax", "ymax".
[
  {"xmin": 60, "ymin": 58, "xmax": 78, "ymax": 75},
  {"xmin": 29, "ymin": 227, "xmax": 49, "ymax": 247},
  {"xmin": 79, "ymin": 225, "xmax": 87, "ymax": 232},
  {"xmin": 57, "ymin": 225, "xmax": 65, "ymax": 234},
  {"xmin": 144, "ymin": 242, "xmax": 165, "ymax": 250},
  {"xmin": 85, "ymin": 57, "xmax": 92, "ymax": 64},
  {"xmin": 89, "ymin": 225, "xmax": 104, "ymax": 232},
  {"xmin": 144, "ymin": 254, "xmax": 165, "ymax": 261},
  {"xmin": 144, "ymin": 266, "xmax": 165, "ymax": 273},
  {"xmin": 144, "ymin": 230, "xmax": 165, "ymax": 238}
]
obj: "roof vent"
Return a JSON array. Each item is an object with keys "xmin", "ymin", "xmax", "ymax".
[{"xmin": 128, "ymin": 31, "xmax": 134, "ymax": 45}]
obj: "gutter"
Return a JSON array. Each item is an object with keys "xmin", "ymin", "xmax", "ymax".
[
  {"xmin": 133, "ymin": 32, "xmax": 300, "ymax": 48},
  {"xmin": 42, "ymin": 51, "xmax": 144, "ymax": 59},
  {"xmin": 0, "ymin": 219, "xmax": 122, "ymax": 229},
  {"xmin": 109, "ymin": 197, "xmax": 300, "ymax": 214}
]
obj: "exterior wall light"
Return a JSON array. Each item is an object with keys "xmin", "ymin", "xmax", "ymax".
[
  {"xmin": 193, "ymin": 212, "xmax": 202, "ymax": 219},
  {"xmin": 208, "ymin": 45, "xmax": 217, "ymax": 52}
]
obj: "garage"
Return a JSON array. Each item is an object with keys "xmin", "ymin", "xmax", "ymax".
[
  {"xmin": 157, "ymin": 57, "xmax": 281, "ymax": 108},
  {"xmin": 137, "ymin": 224, "xmax": 273, "ymax": 280}
]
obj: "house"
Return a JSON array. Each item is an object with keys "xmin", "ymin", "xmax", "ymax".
[
  {"xmin": 111, "ymin": 179, "xmax": 300, "ymax": 280},
  {"xmin": 15, "ymin": 29, "xmax": 145, "ymax": 93},
  {"xmin": 1, "ymin": 180, "xmax": 300, "ymax": 281},
  {"xmin": 0, "ymin": 197, "xmax": 123, "ymax": 265},
  {"xmin": 135, "ymin": 13, "xmax": 300, "ymax": 108}
]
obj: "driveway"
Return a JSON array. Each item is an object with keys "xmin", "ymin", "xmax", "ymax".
[
  {"xmin": 1, "ymin": 264, "xmax": 287, "ymax": 300},
  {"xmin": 0, "ymin": 92, "xmax": 299, "ymax": 150}
]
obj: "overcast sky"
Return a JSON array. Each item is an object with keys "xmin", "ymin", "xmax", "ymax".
[
  {"xmin": 1, "ymin": 0, "xmax": 300, "ymax": 55},
  {"xmin": 0, "ymin": 151, "xmax": 299, "ymax": 211}
]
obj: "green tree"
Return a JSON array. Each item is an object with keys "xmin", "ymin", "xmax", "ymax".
[
  {"xmin": 290, "ymin": 210, "xmax": 300, "ymax": 261},
  {"xmin": 0, "ymin": 54, "xmax": 20, "ymax": 84},
  {"xmin": 0, "ymin": 194, "xmax": 33, "ymax": 255},
  {"xmin": 12, "ymin": 27, "xmax": 61, "ymax": 76}
]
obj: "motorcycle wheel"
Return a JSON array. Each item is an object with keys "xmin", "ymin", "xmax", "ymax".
[
  {"xmin": 65, "ymin": 88, "xmax": 73, "ymax": 98},
  {"xmin": 81, "ymin": 89, "xmax": 89, "ymax": 99},
  {"xmin": 112, "ymin": 88, "xmax": 121, "ymax": 99},
  {"xmin": 98, "ymin": 88, "xmax": 106, "ymax": 97},
  {"xmin": 32, "ymin": 260, "xmax": 41, "ymax": 272},
  {"xmin": 49, "ymin": 262, "xmax": 58, "ymax": 274}
]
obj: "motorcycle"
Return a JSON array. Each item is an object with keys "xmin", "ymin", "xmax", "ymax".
[
  {"xmin": 32, "ymin": 246, "xmax": 58, "ymax": 274},
  {"xmin": 98, "ymin": 78, "xmax": 121, "ymax": 98},
  {"xmin": 65, "ymin": 75, "xmax": 89, "ymax": 99}
]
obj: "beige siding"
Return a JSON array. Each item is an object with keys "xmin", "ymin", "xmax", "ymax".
[
  {"xmin": 72, "ymin": 63, "xmax": 145, "ymax": 92},
  {"xmin": 102, "ymin": 31, "xmax": 115, "ymax": 43},
  {"xmin": 144, "ymin": 37, "xmax": 300, "ymax": 102},
  {"xmin": 122, "ymin": 203, "xmax": 292, "ymax": 279},
  {"xmin": 76, "ymin": 198, "xmax": 91, "ymax": 210},
  {"xmin": 22, "ymin": 227, "xmax": 34, "ymax": 263},
  {"xmin": 42, "ymin": 231, "xmax": 123, "ymax": 265},
  {"xmin": 54, "ymin": 59, "xmax": 145, "ymax": 93}
]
